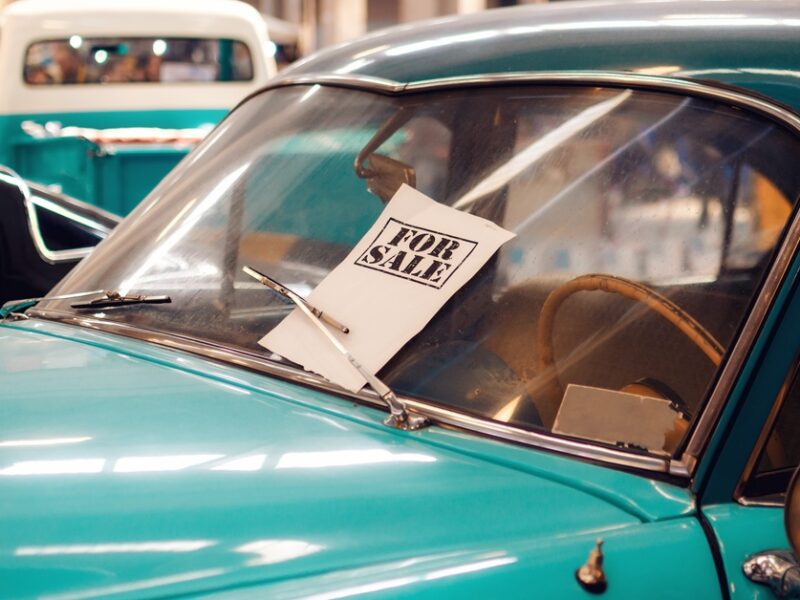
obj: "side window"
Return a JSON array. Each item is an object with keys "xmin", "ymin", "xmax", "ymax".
[
  {"xmin": 743, "ymin": 362, "xmax": 800, "ymax": 499},
  {"xmin": 727, "ymin": 165, "xmax": 792, "ymax": 270}
]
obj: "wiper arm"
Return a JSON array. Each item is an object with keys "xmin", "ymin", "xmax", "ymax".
[
  {"xmin": 243, "ymin": 265, "xmax": 427, "ymax": 431},
  {"xmin": 243, "ymin": 266, "xmax": 348, "ymax": 333},
  {"xmin": 70, "ymin": 290, "xmax": 171, "ymax": 309}
]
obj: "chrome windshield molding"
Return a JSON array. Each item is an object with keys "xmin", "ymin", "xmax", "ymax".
[
  {"xmin": 24, "ymin": 311, "xmax": 670, "ymax": 474},
  {"xmin": 268, "ymin": 71, "xmax": 800, "ymax": 136},
  {"xmin": 0, "ymin": 166, "xmax": 96, "ymax": 263},
  {"xmin": 268, "ymin": 73, "xmax": 405, "ymax": 93}
]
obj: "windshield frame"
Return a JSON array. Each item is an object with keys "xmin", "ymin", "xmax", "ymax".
[{"xmin": 29, "ymin": 71, "xmax": 800, "ymax": 480}]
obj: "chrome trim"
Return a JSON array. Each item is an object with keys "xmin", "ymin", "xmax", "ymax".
[
  {"xmin": 743, "ymin": 550, "xmax": 800, "ymax": 597},
  {"xmin": 0, "ymin": 166, "xmax": 98, "ymax": 263},
  {"xmin": 269, "ymin": 71, "xmax": 800, "ymax": 135},
  {"xmin": 30, "ymin": 195, "xmax": 112, "ymax": 237},
  {"xmin": 269, "ymin": 73, "xmax": 404, "ymax": 93},
  {"xmin": 27, "ymin": 310, "xmax": 669, "ymax": 473},
  {"xmin": 30, "ymin": 70, "xmax": 800, "ymax": 477},
  {"xmin": 668, "ymin": 459, "xmax": 691, "ymax": 478},
  {"xmin": 687, "ymin": 200, "xmax": 800, "ymax": 465},
  {"xmin": 739, "ymin": 495, "xmax": 784, "ymax": 508}
]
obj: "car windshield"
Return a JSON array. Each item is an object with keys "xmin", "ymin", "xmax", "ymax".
[{"xmin": 41, "ymin": 83, "xmax": 800, "ymax": 457}]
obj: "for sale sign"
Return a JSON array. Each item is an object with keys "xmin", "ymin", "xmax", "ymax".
[
  {"xmin": 355, "ymin": 218, "xmax": 477, "ymax": 289},
  {"xmin": 260, "ymin": 184, "xmax": 514, "ymax": 393}
]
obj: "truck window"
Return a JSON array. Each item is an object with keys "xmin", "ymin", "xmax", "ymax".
[{"xmin": 24, "ymin": 37, "xmax": 253, "ymax": 84}]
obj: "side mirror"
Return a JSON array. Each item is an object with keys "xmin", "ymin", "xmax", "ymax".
[{"xmin": 743, "ymin": 468, "xmax": 800, "ymax": 597}]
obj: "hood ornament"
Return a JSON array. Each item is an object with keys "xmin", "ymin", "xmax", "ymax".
[{"xmin": 576, "ymin": 539, "xmax": 607, "ymax": 594}]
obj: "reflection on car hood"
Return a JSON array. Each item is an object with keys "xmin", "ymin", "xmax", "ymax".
[{"xmin": 0, "ymin": 320, "xmax": 678, "ymax": 599}]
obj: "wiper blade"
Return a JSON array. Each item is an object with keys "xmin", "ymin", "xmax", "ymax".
[
  {"xmin": 71, "ymin": 290, "xmax": 171, "ymax": 309},
  {"xmin": 1, "ymin": 289, "xmax": 105, "ymax": 319},
  {"xmin": 243, "ymin": 265, "xmax": 427, "ymax": 431},
  {"xmin": 1, "ymin": 290, "xmax": 171, "ymax": 319}
]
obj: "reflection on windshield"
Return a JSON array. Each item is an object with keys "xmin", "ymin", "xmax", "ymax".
[{"xmin": 42, "ymin": 84, "xmax": 800, "ymax": 457}]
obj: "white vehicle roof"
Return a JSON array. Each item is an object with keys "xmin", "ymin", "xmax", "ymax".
[{"xmin": 0, "ymin": 0, "xmax": 276, "ymax": 114}]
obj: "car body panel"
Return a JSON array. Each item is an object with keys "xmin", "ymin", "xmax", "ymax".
[
  {"xmin": 0, "ymin": 320, "xmax": 702, "ymax": 599},
  {"xmin": 284, "ymin": 0, "xmax": 800, "ymax": 110},
  {"xmin": 201, "ymin": 519, "xmax": 720, "ymax": 599},
  {"xmin": 694, "ymin": 237, "xmax": 800, "ymax": 597},
  {"xmin": 704, "ymin": 504, "xmax": 786, "ymax": 599}
]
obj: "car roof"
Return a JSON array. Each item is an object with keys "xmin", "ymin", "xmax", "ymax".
[{"xmin": 282, "ymin": 0, "xmax": 800, "ymax": 110}]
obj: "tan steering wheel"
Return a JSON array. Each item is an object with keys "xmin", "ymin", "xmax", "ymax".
[{"xmin": 533, "ymin": 273, "xmax": 724, "ymax": 426}]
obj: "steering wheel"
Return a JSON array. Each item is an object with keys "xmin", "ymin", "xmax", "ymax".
[{"xmin": 534, "ymin": 273, "xmax": 724, "ymax": 426}]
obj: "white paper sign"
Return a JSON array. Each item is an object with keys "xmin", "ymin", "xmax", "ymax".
[{"xmin": 259, "ymin": 184, "xmax": 515, "ymax": 392}]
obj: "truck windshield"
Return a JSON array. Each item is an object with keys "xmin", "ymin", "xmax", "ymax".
[
  {"xmin": 24, "ymin": 37, "xmax": 253, "ymax": 84},
  {"xmin": 39, "ymin": 83, "xmax": 800, "ymax": 457}
]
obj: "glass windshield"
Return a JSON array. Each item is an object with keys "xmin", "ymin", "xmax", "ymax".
[
  {"xmin": 42, "ymin": 83, "xmax": 800, "ymax": 457},
  {"xmin": 24, "ymin": 37, "xmax": 253, "ymax": 84}
]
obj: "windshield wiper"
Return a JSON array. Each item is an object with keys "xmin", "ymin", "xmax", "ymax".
[
  {"xmin": 243, "ymin": 265, "xmax": 427, "ymax": 431},
  {"xmin": 1, "ymin": 289, "xmax": 105, "ymax": 319},
  {"xmin": 1, "ymin": 289, "xmax": 171, "ymax": 320},
  {"xmin": 70, "ymin": 290, "xmax": 171, "ymax": 309}
]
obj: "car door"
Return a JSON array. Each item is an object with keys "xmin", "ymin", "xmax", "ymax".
[{"xmin": 697, "ymin": 259, "xmax": 800, "ymax": 598}]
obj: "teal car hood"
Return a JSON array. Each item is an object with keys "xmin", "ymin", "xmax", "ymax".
[{"xmin": 0, "ymin": 321, "xmax": 687, "ymax": 599}]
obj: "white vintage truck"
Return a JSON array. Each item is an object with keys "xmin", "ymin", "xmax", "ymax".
[{"xmin": 0, "ymin": 0, "xmax": 276, "ymax": 214}]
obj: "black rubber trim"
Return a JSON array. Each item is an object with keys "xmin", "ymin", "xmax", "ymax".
[{"xmin": 697, "ymin": 510, "xmax": 732, "ymax": 600}]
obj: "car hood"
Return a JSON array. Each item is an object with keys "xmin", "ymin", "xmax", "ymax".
[{"xmin": 0, "ymin": 320, "xmax": 685, "ymax": 599}]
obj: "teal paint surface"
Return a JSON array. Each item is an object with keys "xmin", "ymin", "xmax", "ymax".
[
  {"xmin": 0, "ymin": 319, "xmax": 700, "ymax": 598},
  {"xmin": 205, "ymin": 519, "xmax": 720, "ymax": 599},
  {"xmin": 0, "ymin": 109, "xmax": 227, "ymax": 214}
]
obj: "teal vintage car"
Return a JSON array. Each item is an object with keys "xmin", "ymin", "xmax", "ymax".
[{"xmin": 4, "ymin": 1, "xmax": 800, "ymax": 598}]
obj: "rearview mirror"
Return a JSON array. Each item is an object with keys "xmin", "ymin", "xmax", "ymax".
[
  {"xmin": 743, "ymin": 468, "xmax": 800, "ymax": 597},
  {"xmin": 357, "ymin": 153, "xmax": 416, "ymax": 204}
]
